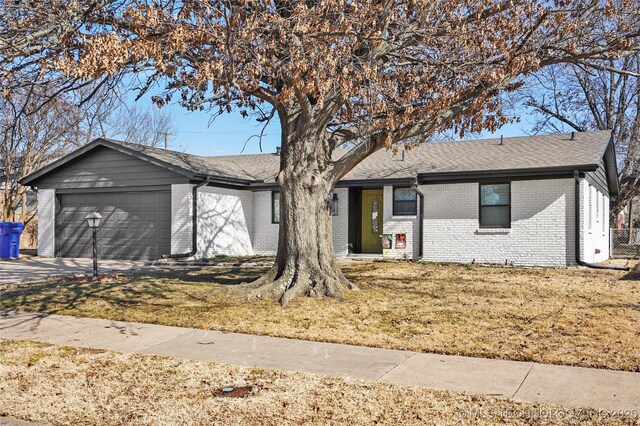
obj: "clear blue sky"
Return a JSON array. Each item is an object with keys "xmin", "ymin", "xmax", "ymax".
[{"xmin": 133, "ymin": 88, "xmax": 537, "ymax": 157}]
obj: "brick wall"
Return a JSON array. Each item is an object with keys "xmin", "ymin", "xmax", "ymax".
[
  {"xmin": 37, "ymin": 189, "xmax": 56, "ymax": 257},
  {"xmin": 252, "ymin": 190, "xmax": 279, "ymax": 254},
  {"xmin": 251, "ymin": 188, "xmax": 350, "ymax": 256},
  {"xmin": 169, "ymin": 178, "xmax": 592, "ymax": 266},
  {"xmin": 421, "ymin": 179, "xmax": 576, "ymax": 267},
  {"xmin": 197, "ymin": 186, "xmax": 254, "ymax": 257},
  {"xmin": 332, "ymin": 188, "xmax": 349, "ymax": 256},
  {"xmin": 382, "ymin": 185, "xmax": 420, "ymax": 259},
  {"xmin": 170, "ymin": 184, "xmax": 193, "ymax": 255}
]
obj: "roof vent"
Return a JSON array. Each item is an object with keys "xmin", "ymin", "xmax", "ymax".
[
  {"xmin": 275, "ymin": 146, "xmax": 281, "ymax": 155},
  {"xmin": 401, "ymin": 150, "xmax": 405, "ymax": 161},
  {"xmin": 499, "ymin": 135, "xmax": 504, "ymax": 145},
  {"xmin": 570, "ymin": 131, "xmax": 576, "ymax": 141}
]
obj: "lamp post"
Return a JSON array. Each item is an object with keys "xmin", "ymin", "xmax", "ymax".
[{"xmin": 85, "ymin": 212, "xmax": 102, "ymax": 277}]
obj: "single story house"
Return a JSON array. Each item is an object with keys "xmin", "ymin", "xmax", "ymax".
[{"xmin": 20, "ymin": 130, "xmax": 618, "ymax": 266}]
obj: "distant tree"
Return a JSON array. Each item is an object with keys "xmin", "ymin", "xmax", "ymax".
[
  {"xmin": 0, "ymin": 79, "xmax": 84, "ymax": 222},
  {"xmin": 516, "ymin": 55, "xmax": 639, "ymax": 219},
  {"xmin": 2, "ymin": 0, "xmax": 639, "ymax": 304},
  {"xmin": 0, "ymin": 76, "xmax": 174, "ymax": 222},
  {"xmin": 108, "ymin": 102, "xmax": 175, "ymax": 148}
]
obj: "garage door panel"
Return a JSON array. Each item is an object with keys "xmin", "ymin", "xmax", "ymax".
[
  {"xmin": 145, "ymin": 211, "xmax": 158, "ymax": 222},
  {"xmin": 100, "ymin": 228, "xmax": 118, "ymax": 239},
  {"xmin": 114, "ymin": 210, "xmax": 130, "ymax": 222},
  {"xmin": 101, "ymin": 194, "xmax": 116, "ymax": 206},
  {"xmin": 57, "ymin": 191, "xmax": 170, "ymax": 260},
  {"xmin": 140, "ymin": 192, "xmax": 155, "ymax": 205}
]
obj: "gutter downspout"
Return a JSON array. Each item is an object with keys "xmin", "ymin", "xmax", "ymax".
[
  {"xmin": 412, "ymin": 179, "xmax": 424, "ymax": 258},
  {"xmin": 163, "ymin": 177, "xmax": 210, "ymax": 259},
  {"xmin": 574, "ymin": 171, "xmax": 629, "ymax": 271}
]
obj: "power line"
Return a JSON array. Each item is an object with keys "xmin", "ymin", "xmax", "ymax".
[{"xmin": 170, "ymin": 130, "xmax": 275, "ymax": 135}]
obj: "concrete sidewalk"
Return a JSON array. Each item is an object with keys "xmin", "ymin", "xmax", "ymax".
[{"xmin": 1, "ymin": 310, "xmax": 638, "ymax": 412}]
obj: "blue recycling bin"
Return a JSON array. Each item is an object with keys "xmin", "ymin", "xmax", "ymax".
[{"xmin": 0, "ymin": 222, "xmax": 25, "ymax": 259}]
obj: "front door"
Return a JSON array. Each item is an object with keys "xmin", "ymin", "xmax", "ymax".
[{"xmin": 361, "ymin": 189, "xmax": 383, "ymax": 253}]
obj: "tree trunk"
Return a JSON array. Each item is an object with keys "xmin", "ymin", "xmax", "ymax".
[{"xmin": 246, "ymin": 114, "xmax": 357, "ymax": 306}]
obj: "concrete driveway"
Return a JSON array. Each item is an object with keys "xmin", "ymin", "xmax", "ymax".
[{"xmin": 0, "ymin": 257, "xmax": 152, "ymax": 283}]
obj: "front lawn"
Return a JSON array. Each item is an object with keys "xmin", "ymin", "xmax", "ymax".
[
  {"xmin": 0, "ymin": 339, "xmax": 631, "ymax": 426},
  {"xmin": 1, "ymin": 260, "xmax": 638, "ymax": 371}
]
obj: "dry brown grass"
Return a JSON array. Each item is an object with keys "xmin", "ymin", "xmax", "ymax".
[
  {"xmin": 0, "ymin": 339, "xmax": 635, "ymax": 426},
  {"xmin": 1, "ymin": 260, "xmax": 639, "ymax": 371}
]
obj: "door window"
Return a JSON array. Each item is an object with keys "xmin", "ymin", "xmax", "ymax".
[{"xmin": 371, "ymin": 199, "xmax": 379, "ymax": 233}]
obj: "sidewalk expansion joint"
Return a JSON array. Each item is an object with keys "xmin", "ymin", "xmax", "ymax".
[
  {"xmin": 376, "ymin": 352, "xmax": 416, "ymax": 381},
  {"xmin": 511, "ymin": 362, "xmax": 535, "ymax": 399}
]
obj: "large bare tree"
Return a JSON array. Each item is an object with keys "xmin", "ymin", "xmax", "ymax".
[
  {"xmin": 0, "ymin": 79, "xmax": 85, "ymax": 222},
  {"xmin": 2, "ymin": 0, "xmax": 639, "ymax": 304},
  {"xmin": 516, "ymin": 55, "xmax": 639, "ymax": 219}
]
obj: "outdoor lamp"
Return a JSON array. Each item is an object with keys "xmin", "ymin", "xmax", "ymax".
[
  {"xmin": 85, "ymin": 211, "xmax": 102, "ymax": 277},
  {"xmin": 85, "ymin": 211, "xmax": 102, "ymax": 228},
  {"xmin": 331, "ymin": 193, "xmax": 339, "ymax": 216}
]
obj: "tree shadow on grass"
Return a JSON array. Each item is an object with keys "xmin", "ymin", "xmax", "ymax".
[
  {"xmin": 0, "ymin": 267, "xmax": 268, "ymax": 319},
  {"xmin": 141, "ymin": 267, "xmax": 267, "ymax": 286}
]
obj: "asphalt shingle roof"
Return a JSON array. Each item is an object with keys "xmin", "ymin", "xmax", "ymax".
[{"xmin": 108, "ymin": 131, "xmax": 611, "ymax": 184}]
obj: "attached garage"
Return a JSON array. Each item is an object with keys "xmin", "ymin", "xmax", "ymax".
[
  {"xmin": 56, "ymin": 191, "xmax": 171, "ymax": 260},
  {"xmin": 20, "ymin": 139, "xmax": 206, "ymax": 260}
]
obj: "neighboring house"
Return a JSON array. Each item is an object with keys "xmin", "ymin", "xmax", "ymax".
[{"xmin": 20, "ymin": 130, "xmax": 618, "ymax": 266}]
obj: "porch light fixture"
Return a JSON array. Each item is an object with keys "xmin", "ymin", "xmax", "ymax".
[
  {"xmin": 85, "ymin": 211, "xmax": 102, "ymax": 277},
  {"xmin": 330, "ymin": 193, "xmax": 339, "ymax": 216}
]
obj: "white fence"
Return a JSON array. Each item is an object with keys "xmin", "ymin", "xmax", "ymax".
[{"xmin": 611, "ymin": 229, "xmax": 640, "ymax": 258}]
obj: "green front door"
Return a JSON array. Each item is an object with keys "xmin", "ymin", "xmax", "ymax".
[{"xmin": 361, "ymin": 189, "xmax": 383, "ymax": 253}]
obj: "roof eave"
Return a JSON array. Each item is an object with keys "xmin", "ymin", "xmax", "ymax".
[
  {"xmin": 416, "ymin": 165, "xmax": 599, "ymax": 184},
  {"xmin": 602, "ymin": 136, "xmax": 620, "ymax": 196},
  {"xmin": 20, "ymin": 138, "xmax": 198, "ymax": 186}
]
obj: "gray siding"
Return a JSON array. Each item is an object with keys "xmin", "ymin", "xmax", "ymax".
[
  {"xmin": 31, "ymin": 146, "xmax": 188, "ymax": 189},
  {"xmin": 585, "ymin": 158, "xmax": 609, "ymax": 196}
]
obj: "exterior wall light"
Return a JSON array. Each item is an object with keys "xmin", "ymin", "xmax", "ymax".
[{"xmin": 331, "ymin": 193, "xmax": 339, "ymax": 216}]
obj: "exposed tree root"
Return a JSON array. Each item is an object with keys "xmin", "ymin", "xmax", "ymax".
[{"xmin": 235, "ymin": 261, "xmax": 357, "ymax": 307}]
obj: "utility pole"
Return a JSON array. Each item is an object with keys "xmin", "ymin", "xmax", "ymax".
[{"xmin": 159, "ymin": 131, "xmax": 175, "ymax": 151}]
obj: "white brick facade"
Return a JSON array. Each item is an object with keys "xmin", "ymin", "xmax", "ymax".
[
  {"xmin": 166, "ymin": 178, "xmax": 608, "ymax": 266},
  {"xmin": 170, "ymin": 184, "xmax": 193, "ymax": 255},
  {"xmin": 37, "ymin": 189, "xmax": 56, "ymax": 257},
  {"xmin": 252, "ymin": 191, "xmax": 279, "ymax": 254},
  {"xmin": 168, "ymin": 186, "xmax": 351, "ymax": 258},
  {"xmin": 421, "ymin": 179, "xmax": 576, "ymax": 267},
  {"xmin": 197, "ymin": 186, "xmax": 254, "ymax": 257},
  {"xmin": 251, "ymin": 188, "xmax": 349, "ymax": 256},
  {"xmin": 332, "ymin": 188, "xmax": 349, "ymax": 256},
  {"xmin": 382, "ymin": 186, "xmax": 420, "ymax": 259},
  {"xmin": 580, "ymin": 180, "xmax": 610, "ymax": 263}
]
